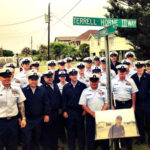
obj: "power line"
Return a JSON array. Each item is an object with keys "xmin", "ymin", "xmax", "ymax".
[
  {"xmin": 53, "ymin": 0, "xmax": 82, "ymax": 26},
  {"xmin": 52, "ymin": 14, "xmax": 79, "ymax": 33},
  {"xmin": 0, "ymin": 15, "xmax": 44, "ymax": 27}
]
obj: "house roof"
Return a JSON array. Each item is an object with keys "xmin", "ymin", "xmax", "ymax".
[
  {"xmin": 76, "ymin": 30, "xmax": 98, "ymax": 41},
  {"xmin": 55, "ymin": 36, "xmax": 77, "ymax": 41}
]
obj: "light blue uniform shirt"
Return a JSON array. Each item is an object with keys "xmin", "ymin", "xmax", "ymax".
[
  {"xmin": 79, "ymin": 87, "xmax": 108, "ymax": 112},
  {"xmin": 112, "ymin": 77, "xmax": 138, "ymax": 101},
  {"xmin": 15, "ymin": 70, "xmax": 28, "ymax": 88},
  {"xmin": 0, "ymin": 84, "xmax": 26, "ymax": 118}
]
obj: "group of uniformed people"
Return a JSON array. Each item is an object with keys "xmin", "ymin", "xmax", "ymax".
[{"xmin": 0, "ymin": 51, "xmax": 150, "ymax": 150}]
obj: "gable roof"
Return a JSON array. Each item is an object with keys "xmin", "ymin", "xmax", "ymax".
[{"xmin": 76, "ymin": 30, "xmax": 98, "ymax": 41}]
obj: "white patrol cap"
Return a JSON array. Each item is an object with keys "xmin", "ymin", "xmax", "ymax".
[
  {"xmin": 46, "ymin": 60, "xmax": 57, "ymax": 66},
  {"xmin": 58, "ymin": 71, "xmax": 67, "ymax": 77},
  {"xmin": 65, "ymin": 57, "xmax": 73, "ymax": 63},
  {"xmin": 26, "ymin": 69, "xmax": 40, "ymax": 79},
  {"xmin": 30, "ymin": 61, "xmax": 40, "ymax": 67},
  {"xmin": 76, "ymin": 62, "xmax": 85, "ymax": 69},
  {"xmin": 94, "ymin": 56, "xmax": 100, "ymax": 61},
  {"xmin": 89, "ymin": 73, "xmax": 100, "ymax": 81},
  {"xmin": 58, "ymin": 59, "xmax": 66, "ymax": 65},
  {"xmin": 116, "ymin": 64, "xmax": 128, "ymax": 72},
  {"xmin": 68, "ymin": 68, "xmax": 78, "ymax": 75},
  {"xmin": 100, "ymin": 57, "xmax": 106, "ymax": 63},
  {"xmin": 20, "ymin": 57, "xmax": 32, "ymax": 66},
  {"xmin": 145, "ymin": 60, "xmax": 150, "ymax": 66},
  {"xmin": 3, "ymin": 63, "xmax": 17, "ymax": 69},
  {"xmin": 121, "ymin": 59, "xmax": 131, "ymax": 65},
  {"xmin": 134, "ymin": 61, "xmax": 145, "ymax": 68},
  {"xmin": 0, "ymin": 67, "xmax": 13, "ymax": 77},
  {"xmin": 125, "ymin": 51, "xmax": 135, "ymax": 58},
  {"xmin": 110, "ymin": 51, "xmax": 118, "ymax": 56},
  {"xmin": 83, "ymin": 57, "xmax": 92, "ymax": 63},
  {"xmin": 42, "ymin": 70, "xmax": 54, "ymax": 77}
]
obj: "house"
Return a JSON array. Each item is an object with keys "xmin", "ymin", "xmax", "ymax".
[
  {"xmin": 88, "ymin": 33, "xmax": 133, "ymax": 59},
  {"xmin": 70, "ymin": 30, "xmax": 98, "ymax": 46},
  {"xmin": 54, "ymin": 36, "xmax": 77, "ymax": 44}
]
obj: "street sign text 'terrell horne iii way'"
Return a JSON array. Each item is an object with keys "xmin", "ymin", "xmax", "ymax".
[{"xmin": 73, "ymin": 16, "xmax": 137, "ymax": 28}]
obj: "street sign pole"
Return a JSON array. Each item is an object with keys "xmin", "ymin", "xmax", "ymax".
[{"xmin": 105, "ymin": 35, "xmax": 114, "ymax": 150}]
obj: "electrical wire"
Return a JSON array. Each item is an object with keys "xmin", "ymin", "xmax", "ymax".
[{"xmin": 0, "ymin": 15, "xmax": 44, "ymax": 27}]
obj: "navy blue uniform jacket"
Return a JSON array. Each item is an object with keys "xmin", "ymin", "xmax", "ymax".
[
  {"xmin": 62, "ymin": 81, "xmax": 86, "ymax": 113},
  {"xmin": 41, "ymin": 83, "xmax": 62, "ymax": 111},
  {"xmin": 131, "ymin": 71, "xmax": 150, "ymax": 103},
  {"xmin": 22, "ymin": 85, "xmax": 50, "ymax": 118}
]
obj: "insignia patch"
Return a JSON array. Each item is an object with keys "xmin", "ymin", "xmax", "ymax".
[
  {"xmin": 126, "ymin": 82, "xmax": 131, "ymax": 85},
  {"xmin": 12, "ymin": 89, "xmax": 19, "ymax": 94},
  {"xmin": 99, "ymin": 90, "xmax": 104, "ymax": 95}
]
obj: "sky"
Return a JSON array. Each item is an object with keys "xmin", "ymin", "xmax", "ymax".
[{"xmin": 0, "ymin": 0, "xmax": 109, "ymax": 53}]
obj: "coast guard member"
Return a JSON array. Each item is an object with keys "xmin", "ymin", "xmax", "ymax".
[
  {"xmin": 65, "ymin": 57, "xmax": 73, "ymax": 71},
  {"xmin": 100, "ymin": 57, "xmax": 116, "ymax": 88},
  {"xmin": 54, "ymin": 59, "xmax": 70, "ymax": 83},
  {"xmin": 62, "ymin": 68, "xmax": 86, "ymax": 150},
  {"xmin": 0, "ymin": 67, "xmax": 26, "ymax": 150},
  {"xmin": 131, "ymin": 61, "xmax": 150, "ymax": 145},
  {"xmin": 145, "ymin": 60, "xmax": 150, "ymax": 74},
  {"xmin": 57, "ymin": 71, "xmax": 68, "ymax": 144},
  {"xmin": 41, "ymin": 70, "xmax": 62, "ymax": 150},
  {"xmin": 84, "ymin": 57, "xmax": 93, "ymax": 79},
  {"xmin": 92, "ymin": 56, "xmax": 101, "ymax": 69},
  {"xmin": 22, "ymin": 69, "xmax": 50, "ymax": 150},
  {"xmin": 77, "ymin": 62, "xmax": 89, "ymax": 86},
  {"xmin": 46, "ymin": 60, "xmax": 57, "ymax": 71},
  {"xmin": 30, "ymin": 61, "xmax": 40, "ymax": 71},
  {"xmin": 112, "ymin": 64, "xmax": 138, "ymax": 150},
  {"xmin": 3, "ymin": 63, "xmax": 19, "ymax": 87},
  {"xmin": 121, "ymin": 59, "xmax": 136, "ymax": 78},
  {"xmin": 110, "ymin": 51, "xmax": 120, "ymax": 74},
  {"xmin": 79, "ymin": 73, "xmax": 109, "ymax": 150},
  {"xmin": 15, "ymin": 57, "xmax": 32, "ymax": 88},
  {"xmin": 125, "ymin": 51, "xmax": 135, "ymax": 69}
]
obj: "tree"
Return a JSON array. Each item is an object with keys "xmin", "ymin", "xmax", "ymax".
[
  {"xmin": 79, "ymin": 43, "xmax": 90, "ymax": 60},
  {"xmin": 21, "ymin": 47, "xmax": 31, "ymax": 56},
  {"xmin": 38, "ymin": 44, "xmax": 48, "ymax": 60},
  {"xmin": 2, "ymin": 50, "xmax": 14, "ymax": 56},
  {"xmin": 105, "ymin": 0, "xmax": 150, "ymax": 59}
]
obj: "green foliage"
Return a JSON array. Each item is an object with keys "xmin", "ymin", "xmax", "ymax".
[
  {"xmin": 105, "ymin": 0, "xmax": 150, "ymax": 59},
  {"xmin": 79, "ymin": 43, "xmax": 90, "ymax": 60},
  {"xmin": 21, "ymin": 47, "xmax": 31, "ymax": 56},
  {"xmin": 37, "ymin": 42, "xmax": 79, "ymax": 60},
  {"xmin": 2, "ymin": 50, "xmax": 14, "ymax": 56}
]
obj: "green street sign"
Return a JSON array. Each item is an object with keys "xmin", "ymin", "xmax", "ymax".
[
  {"xmin": 98, "ymin": 24, "xmax": 117, "ymax": 38},
  {"xmin": 73, "ymin": 16, "xmax": 137, "ymax": 28}
]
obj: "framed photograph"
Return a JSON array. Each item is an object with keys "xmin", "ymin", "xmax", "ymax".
[{"xmin": 95, "ymin": 108, "xmax": 139, "ymax": 140}]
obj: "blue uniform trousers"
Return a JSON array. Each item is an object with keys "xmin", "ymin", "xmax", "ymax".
[
  {"xmin": 135, "ymin": 100, "xmax": 150, "ymax": 144},
  {"xmin": 86, "ymin": 114, "xmax": 109, "ymax": 150},
  {"xmin": 66, "ymin": 111, "xmax": 85, "ymax": 150},
  {"xmin": 0, "ymin": 116, "xmax": 18, "ymax": 150},
  {"xmin": 22, "ymin": 117, "xmax": 42, "ymax": 150},
  {"xmin": 43, "ymin": 110, "xmax": 59, "ymax": 150}
]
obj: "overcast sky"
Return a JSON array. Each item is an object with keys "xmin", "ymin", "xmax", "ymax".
[{"xmin": 0, "ymin": 0, "xmax": 109, "ymax": 53}]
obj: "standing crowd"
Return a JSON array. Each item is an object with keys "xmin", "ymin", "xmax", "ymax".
[{"xmin": 0, "ymin": 51, "xmax": 150, "ymax": 150}]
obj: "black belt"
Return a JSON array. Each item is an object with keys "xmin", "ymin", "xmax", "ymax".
[
  {"xmin": 0, "ymin": 116, "xmax": 17, "ymax": 121},
  {"xmin": 115, "ymin": 99, "xmax": 132, "ymax": 105}
]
